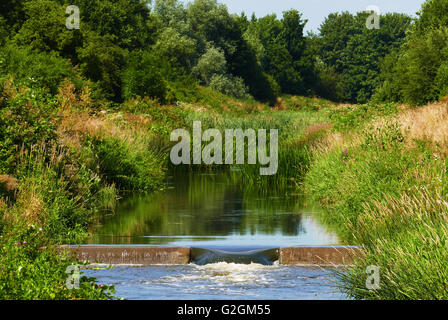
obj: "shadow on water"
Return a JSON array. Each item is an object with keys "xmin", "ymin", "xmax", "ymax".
[{"xmin": 89, "ymin": 171, "xmax": 338, "ymax": 247}]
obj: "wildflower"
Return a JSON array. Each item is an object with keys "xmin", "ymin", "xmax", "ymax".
[{"xmin": 16, "ymin": 241, "xmax": 21, "ymax": 246}]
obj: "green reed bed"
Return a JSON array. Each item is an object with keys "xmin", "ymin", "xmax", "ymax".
[{"xmin": 304, "ymin": 103, "xmax": 448, "ymax": 299}]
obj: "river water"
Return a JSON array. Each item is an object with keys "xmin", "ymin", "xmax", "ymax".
[{"xmin": 84, "ymin": 172, "xmax": 346, "ymax": 300}]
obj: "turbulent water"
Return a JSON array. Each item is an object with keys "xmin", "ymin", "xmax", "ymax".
[{"xmin": 83, "ymin": 262, "xmax": 347, "ymax": 300}]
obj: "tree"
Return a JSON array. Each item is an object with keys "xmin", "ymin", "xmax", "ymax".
[
  {"xmin": 192, "ymin": 46, "xmax": 227, "ymax": 85},
  {"xmin": 77, "ymin": 31, "xmax": 128, "ymax": 100},
  {"xmin": 13, "ymin": 0, "xmax": 81, "ymax": 60},
  {"xmin": 122, "ymin": 50, "xmax": 170, "ymax": 102},
  {"xmin": 316, "ymin": 11, "xmax": 411, "ymax": 103},
  {"xmin": 374, "ymin": 0, "xmax": 448, "ymax": 105}
]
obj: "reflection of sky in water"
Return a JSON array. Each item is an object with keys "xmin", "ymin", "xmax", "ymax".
[
  {"xmin": 83, "ymin": 263, "xmax": 347, "ymax": 300},
  {"xmin": 90, "ymin": 172, "xmax": 339, "ymax": 246}
]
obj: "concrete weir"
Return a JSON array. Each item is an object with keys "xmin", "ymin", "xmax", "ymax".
[
  {"xmin": 63, "ymin": 245, "xmax": 363, "ymax": 266},
  {"xmin": 279, "ymin": 246, "xmax": 364, "ymax": 266},
  {"xmin": 61, "ymin": 246, "xmax": 191, "ymax": 265}
]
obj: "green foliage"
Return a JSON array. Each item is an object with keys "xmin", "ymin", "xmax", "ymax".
[
  {"xmin": 0, "ymin": 0, "xmax": 27, "ymax": 34},
  {"xmin": 313, "ymin": 59, "xmax": 345, "ymax": 102},
  {"xmin": 122, "ymin": 50, "xmax": 197, "ymax": 103},
  {"xmin": 184, "ymin": 0, "xmax": 278, "ymax": 103},
  {"xmin": 209, "ymin": 74, "xmax": 250, "ymax": 99},
  {"xmin": 375, "ymin": 25, "xmax": 448, "ymax": 105},
  {"xmin": 0, "ymin": 82, "xmax": 59, "ymax": 172},
  {"xmin": 77, "ymin": 32, "xmax": 127, "ymax": 101},
  {"xmin": 12, "ymin": 0, "xmax": 81, "ymax": 59},
  {"xmin": 193, "ymin": 46, "xmax": 227, "ymax": 85},
  {"xmin": 0, "ymin": 44, "xmax": 81, "ymax": 95},
  {"xmin": 305, "ymin": 120, "xmax": 448, "ymax": 299},
  {"xmin": 68, "ymin": 0, "xmax": 156, "ymax": 51},
  {"xmin": 0, "ymin": 16, "xmax": 8, "ymax": 45},
  {"xmin": 330, "ymin": 103, "xmax": 398, "ymax": 131},
  {"xmin": 315, "ymin": 12, "xmax": 411, "ymax": 103},
  {"xmin": 374, "ymin": 0, "xmax": 448, "ymax": 105},
  {"xmin": 89, "ymin": 136, "xmax": 166, "ymax": 192},
  {"xmin": 122, "ymin": 51, "xmax": 170, "ymax": 102},
  {"xmin": 0, "ymin": 230, "xmax": 115, "ymax": 300},
  {"xmin": 247, "ymin": 11, "xmax": 313, "ymax": 96},
  {"xmin": 152, "ymin": 27, "xmax": 197, "ymax": 68}
]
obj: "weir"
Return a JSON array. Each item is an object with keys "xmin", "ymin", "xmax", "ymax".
[
  {"xmin": 62, "ymin": 245, "xmax": 363, "ymax": 266},
  {"xmin": 190, "ymin": 247, "xmax": 279, "ymax": 265}
]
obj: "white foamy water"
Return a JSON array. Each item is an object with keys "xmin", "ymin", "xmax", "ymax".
[
  {"xmin": 83, "ymin": 263, "xmax": 347, "ymax": 300},
  {"xmin": 156, "ymin": 262, "xmax": 279, "ymax": 286}
]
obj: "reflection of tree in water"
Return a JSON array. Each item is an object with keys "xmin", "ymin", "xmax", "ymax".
[{"xmin": 92, "ymin": 172, "xmax": 306, "ymax": 244}]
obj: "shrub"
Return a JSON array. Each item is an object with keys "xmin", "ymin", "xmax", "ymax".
[
  {"xmin": 77, "ymin": 32, "xmax": 127, "ymax": 102},
  {"xmin": 192, "ymin": 46, "xmax": 227, "ymax": 85},
  {"xmin": 0, "ymin": 80, "xmax": 59, "ymax": 172},
  {"xmin": 209, "ymin": 74, "xmax": 251, "ymax": 99},
  {"xmin": 0, "ymin": 44, "xmax": 81, "ymax": 94},
  {"xmin": 123, "ymin": 51, "xmax": 171, "ymax": 102},
  {"xmin": 0, "ymin": 230, "xmax": 115, "ymax": 300}
]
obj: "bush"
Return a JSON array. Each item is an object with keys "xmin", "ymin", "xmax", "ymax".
[
  {"xmin": 0, "ymin": 80, "xmax": 59, "ymax": 172},
  {"xmin": 314, "ymin": 61, "xmax": 344, "ymax": 102},
  {"xmin": 209, "ymin": 74, "xmax": 251, "ymax": 99},
  {"xmin": 192, "ymin": 46, "xmax": 227, "ymax": 85},
  {"xmin": 122, "ymin": 51, "xmax": 168, "ymax": 102},
  {"xmin": 0, "ymin": 230, "xmax": 115, "ymax": 300},
  {"xmin": 374, "ymin": 1, "xmax": 448, "ymax": 105},
  {"xmin": 77, "ymin": 32, "xmax": 127, "ymax": 102},
  {"xmin": 0, "ymin": 44, "xmax": 81, "ymax": 95}
]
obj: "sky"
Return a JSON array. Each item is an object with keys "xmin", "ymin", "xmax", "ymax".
[{"xmin": 183, "ymin": 0, "xmax": 426, "ymax": 32}]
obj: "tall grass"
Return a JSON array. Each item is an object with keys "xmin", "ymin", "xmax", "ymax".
[{"xmin": 304, "ymin": 102, "xmax": 448, "ymax": 299}]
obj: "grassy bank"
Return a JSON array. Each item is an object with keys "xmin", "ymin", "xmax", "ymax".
[
  {"xmin": 0, "ymin": 71, "xmax": 334, "ymax": 299},
  {"xmin": 0, "ymin": 78, "xmax": 170, "ymax": 299},
  {"xmin": 304, "ymin": 101, "xmax": 448, "ymax": 299},
  {"xmin": 2, "ymin": 69, "xmax": 448, "ymax": 300}
]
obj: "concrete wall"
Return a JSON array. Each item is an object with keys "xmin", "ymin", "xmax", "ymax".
[
  {"xmin": 62, "ymin": 245, "xmax": 363, "ymax": 266},
  {"xmin": 62, "ymin": 246, "xmax": 191, "ymax": 265},
  {"xmin": 279, "ymin": 246, "xmax": 364, "ymax": 266}
]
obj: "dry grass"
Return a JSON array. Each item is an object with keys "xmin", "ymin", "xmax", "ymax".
[
  {"xmin": 397, "ymin": 102, "xmax": 448, "ymax": 153},
  {"xmin": 313, "ymin": 102, "xmax": 448, "ymax": 158},
  {"xmin": 57, "ymin": 79, "xmax": 92, "ymax": 110},
  {"xmin": 14, "ymin": 186, "xmax": 45, "ymax": 226},
  {"xmin": 304, "ymin": 122, "xmax": 333, "ymax": 136},
  {"xmin": 0, "ymin": 174, "xmax": 18, "ymax": 193}
]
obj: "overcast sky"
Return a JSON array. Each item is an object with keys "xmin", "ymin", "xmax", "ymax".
[{"xmin": 182, "ymin": 0, "xmax": 426, "ymax": 32}]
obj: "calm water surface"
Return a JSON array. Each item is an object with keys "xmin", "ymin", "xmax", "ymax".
[{"xmin": 89, "ymin": 172, "xmax": 338, "ymax": 247}]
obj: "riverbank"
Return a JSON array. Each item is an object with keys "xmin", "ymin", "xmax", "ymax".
[
  {"xmin": 303, "ymin": 101, "xmax": 448, "ymax": 299},
  {"xmin": 2, "ymin": 74, "xmax": 447, "ymax": 300},
  {"xmin": 0, "ymin": 76, "xmax": 334, "ymax": 299}
]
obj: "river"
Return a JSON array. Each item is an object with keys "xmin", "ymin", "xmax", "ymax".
[{"xmin": 83, "ymin": 172, "xmax": 346, "ymax": 300}]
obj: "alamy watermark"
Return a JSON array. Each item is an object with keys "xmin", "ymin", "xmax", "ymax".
[
  {"xmin": 170, "ymin": 121, "xmax": 278, "ymax": 176},
  {"xmin": 65, "ymin": 264, "xmax": 80, "ymax": 289},
  {"xmin": 366, "ymin": 265, "xmax": 380, "ymax": 290},
  {"xmin": 66, "ymin": 5, "xmax": 80, "ymax": 30},
  {"xmin": 365, "ymin": 5, "xmax": 381, "ymax": 30}
]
